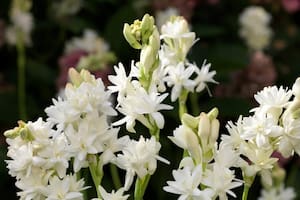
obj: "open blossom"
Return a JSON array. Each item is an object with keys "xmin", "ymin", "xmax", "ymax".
[
  {"xmin": 202, "ymin": 165, "xmax": 243, "ymax": 200},
  {"xmin": 239, "ymin": 6, "xmax": 272, "ymax": 51},
  {"xmin": 45, "ymin": 175, "xmax": 87, "ymax": 200},
  {"xmin": 252, "ymin": 86, "xmax": 292, "ymax": 119},
  {"xmin": 258, "ymin": 184, "xmax": 296, "ymax": 200},
  {"xmin": 193, "ymin": 61, "xmax": 218, "ymax": 93},
  {"xmin": 164, "ymin": 163, "xmax": 214, "ymax": 200},
  {"xmin": 111, "ymin": 70, "xmax": 172, "ymax": 132},
  {"xmin": 114, "ymin": 136, "xmax": 169, "ymax": 190},
  {"xmin": 92, "ymin": 186, "xmax": 129, "ymax": 200},
  {"xmin": 164, "ymin": 62, "xmax": 195, "ymax": 101},
  {"xmin": 46, "ymin": 73, "xmax": 116, "ymax": 131}
]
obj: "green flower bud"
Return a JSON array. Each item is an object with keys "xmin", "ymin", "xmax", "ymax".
[
  {"xmin": 4, "ymin": 127, "xmax": 20, "ymax": 139},
  {"xmin": 181, "ymin": 113, "xmax": 199, "ymax": 130},
  {"xmin": 141, "ymin": 14, "xmax": 154, "ymax": 44},
  {"xmin": 123, "ymin": 23, "xmax": 142, "ymax": 49},
  {"xmin": 68, "ymin": 68, "xmax": 83, "ymax": 87},
  {"xmin": 207, "ymin": 107, "xmax": 219, "ymax": 121}
]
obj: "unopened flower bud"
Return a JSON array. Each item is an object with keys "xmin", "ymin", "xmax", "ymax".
[
  {"xmin": 209, "ymin": 119, "xmax": 220, "ymax": 145},
  {"xmin": 123, "ymin": 23, "xmax": 142, "ymax": 49},
  {"xmin": 68, "ymin": 68, "xmax": 83, "ymax": 86},
  {"xmin": 207, "ymin": 107, "xmax": 219, "ymax": 121},
  {"xmin": 141, "ymin": 14, "xmax": 155, "ymax": 44},
  {"xmin": 181, "ymin": 113, "xmax": 199, "ymax": 130},
  {"xmin": 198, "ymin": 112, "xmax": 210, "ymax": 145}
]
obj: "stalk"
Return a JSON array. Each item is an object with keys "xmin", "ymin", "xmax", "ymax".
[{"xmin": 16, "ymin": 31, "xmax": 27, "ymax": 120}]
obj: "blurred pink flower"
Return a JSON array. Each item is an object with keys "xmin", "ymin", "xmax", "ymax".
[
  {"xmin": 57, "ymin": 49, "xmax": 88, "ymax": 89},
  {"xmin": 214, "ymin": 51, "xmax": 277, "ymax": 100},
  {"xmin": 282, "ymin": 0, "xmax": 300, "ymax": 13},
  {"xmin": 272, "ymin": 151, "xmax": 292, "ymax": 167},
  {"xmin": 57, "ymin": 49, "xmax": 113, "ymax": 89}
]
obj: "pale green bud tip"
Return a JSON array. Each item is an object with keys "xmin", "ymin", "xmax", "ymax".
[
  {"xmin": 198, "ymin": 113, "xmax": 210, "ymax": 142},
  {"xmin": 4, "ymin": 127, "xmax": 20, "ymax": 138},
  {"xmin": 68, "ymin": 68, "xmax": 83, "ymax": 86},
  {"xmin": 292, "ymin": 77, "xmax": 300, "ymax": 99},
  {"xmin": 181, "ymin": 113, "xmax": 199, "ymax": 130},
  {"xmin": 207, "ymin": 107, "xmax": 219, "ymax": 121},
  {"xmin": 123, "ymin": 23, "xmax": 142, "ymax": 49}
]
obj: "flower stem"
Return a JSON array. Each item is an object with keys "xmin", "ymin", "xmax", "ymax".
[
  {"xmin": 110, "ymin": 164, "xmax": 122, "ymax": 189},
  {"xmin": 16, "ymin": 31, "xmax": 27, "ymax": 120},
  {"xmin": 88, "ymin": 155, "xmax": 103, "ymax": 199},
  {"xmin": 179, "ymin": 89, "xmax": 189, "ymax": 118},
  {"xmin": 134, "ymin": 174, "xmax": 151, "ymax": 200},
  {"xmin": 242, "ymin": 173, "xmax": 255, "ymax": 200}
]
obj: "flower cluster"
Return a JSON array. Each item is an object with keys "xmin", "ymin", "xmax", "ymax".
[
  {"xmin": 239, "ymin": 6, "xmax": 273, "ymax": 51},
  {"xmin": 165, "ymin": 109, "xmax": 243, "ymax": 200}
]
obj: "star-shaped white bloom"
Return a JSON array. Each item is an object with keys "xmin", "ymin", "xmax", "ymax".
[
  {"xmin": 114, "ymin": 136, "xmax": 169, "ymax": 190},
  {"xmin": 258, "ymin": 184, "xmax": 296, "ymax": 200},
  {"xmin": 193, "ymin": 61, "xmax": 218, "ymax": 94},
  {"xmin": 92, "ymin": 186, "xmax": 129, "ymax": 200},
  {"xmin": 164, "ymin": 164, "xmax": 214, "ymax": 200},
  {"xmin": 164, "ymin": 62, "xmax": 196, "ymax": 101},
  {"xmin": 252, "ymin": 86, "xmax": 292, "ymax": 119},
  {"xmin": 202, "ymin": 165, "xmax": 242, "ymax": 200},
  {"xmin": 45, "ymin": 175, "xmax": 87, "ymax": 200}
]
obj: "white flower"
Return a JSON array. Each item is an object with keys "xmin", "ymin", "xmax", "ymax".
[
  {"xmin": 193, "ymin": 61, "xmax": 218, "ymax": 93},
  {"xmin": 241, "ymin": 143, "xmax": 278, "ymax": 173},
  {"xmin": 164, "ymin": 164, "xmax": 214, "ymax": 200},
  {"xmin": 100, "ymin": 128, "xmax": 130, "ymax": 165},
  {"xmin": 45, "ymin": 175, "xmax": 87, "ymax": 200},
  {"xmin": 37, "ymin": 135, "xmax": 71, "ymax": 178},
  {"xmin": 113, "ymin": 82, "xmax": 172, "ymax": 132},
  {"xmin": 115, "ymin": 136, "xmax": 169, "ymax": 190},
  {"xmin": 278, "ymin": 113, "xmax": 300, "ymax": 157},
  {"xmin": 239, "ymin": 6, "xmax": 272, "ymax": 51},
  {"xmin": 164, "ymin": 62, "xmax": 196, "ymax": 101},
  {"xmin": 6, "ymin": 10, "xmax": 34, "ymax": 46},
  {"xmin": 92, "ymin": 186, "xmax": 129, "ymax": 200},
  {"xmin": 168, "ymin": 125, "xmax": 202, "ymax": 163},
  {"xmin": 45, "ymin": 77, "xmax": 116, "ymax": 131},
  {"xmin": 64, "ymin": 115, "xmax": 109, "ymax": 172},
  {"xmin": 222, "ymin": 116, "xmax": 245, "ymax": 151},
  {"xmin": 108, "ymin": 62, "xmax": 135, "ymax": 100},
  {"xmin": 258, "ymin": 185, "xmax": 296, "ymax": 200},
  {"xmin": 16, "ymin": 168, "xmax": 52, "ymax": 200},
  {"xmin": 242, "ymin": 114, "xmax": 282, "ymax": 148},
  {"xmin": 65, "ymin": 29, "xmax": 109, "ymax": 54},
  {"xmin": 202, "ymin": 165, "xmax": 242, "ymax": 200},
  {"xmin": 252, "ymin": 86, "xmax": 292, "ymax": 119},
  {"xmin": 155, "ymin": 7, "xmax": 179, "ymax": 30},
  {"xmin": 160, "ymin": 16, "xmax": 196, "ymax": 62}
]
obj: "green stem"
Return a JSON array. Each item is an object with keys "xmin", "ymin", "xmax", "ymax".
[
  {"xmin": 190, "ymin": 92, "xmax": 200, "ymax": 116},
  {"xmin": 88, "ymin": 155, "xmax": 103, "ymax": 199},
  {"xmin": 242, "ymin": 185, "xmax": 250, "ymax": 200},
  {"xmin": 16, "ymin": 31, "xmax": 27, "ymax": 120},
  {"xmin": 149, "ymin": 123, "xmax": 160, "ymax": 141},
  {"xmin": 179, "ymin": 89, "xmax": 189, "ymax": 118},
  {"xmin": 134, "ymin": 174, "xmax": 151, "ymax": 200},
  {"xmin": 242, "ymin": 173, "xmax": 255, "ymax": 200},
  {"xmin": 110, "ymin": 164, "xmax": 122, "ymax": 189}
]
